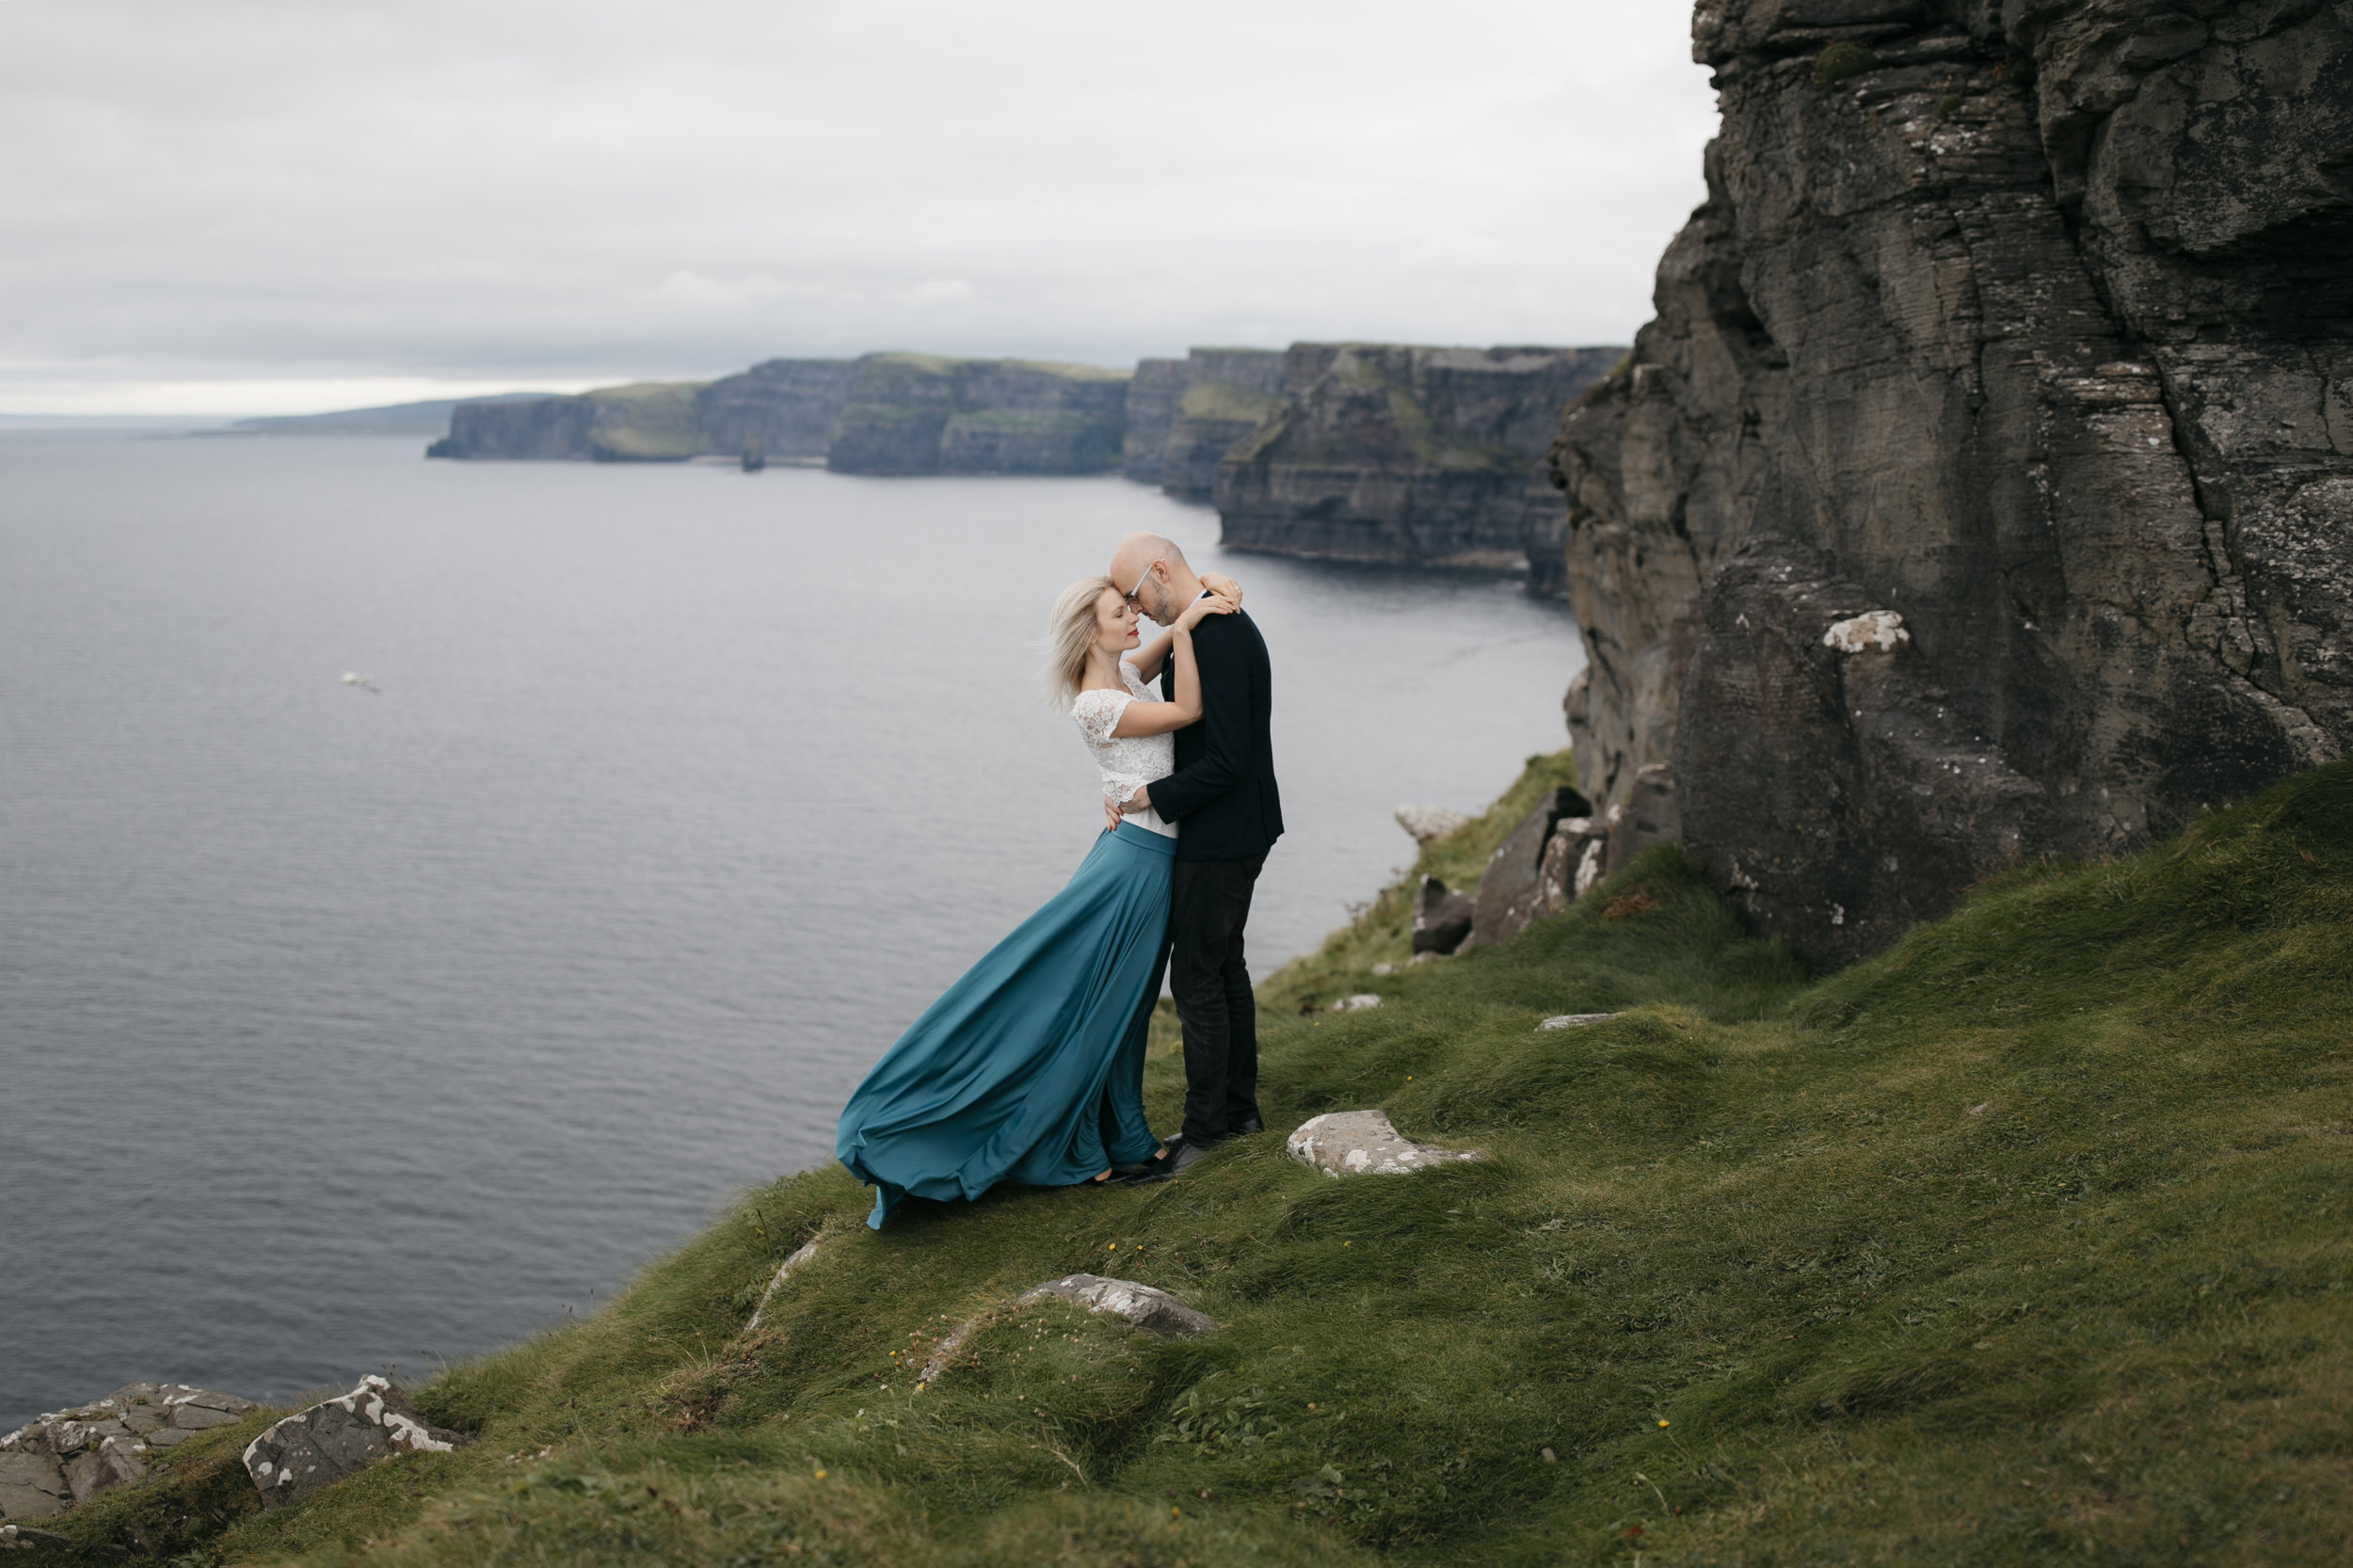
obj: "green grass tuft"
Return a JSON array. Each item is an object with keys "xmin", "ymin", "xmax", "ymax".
[{"xmin": 75, "ymin": 760, "xmax": 2353, "ymax": 1565}]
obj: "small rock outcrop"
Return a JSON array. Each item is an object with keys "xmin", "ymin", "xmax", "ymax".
[
  {"xmin": 1412, "ymin": 874, "xmax": 1476, "ymax": 954},
  {"xmin": 1, "ymin": 1384, "xmax": 257, "ymax": 1519},
  {"xmin": 1328, "ymin": 993, "xmax": 1383, "ymax": 1013},
  {"xmin": 1465, "ymin": 786, "xmax": 1599, "ymax": 949},
  {"xmin": 1287, "ymin": 1111, "xmax": 1483, "ymax": 1176},
  {"xmin": 1016, "ymin": 1275, "xmax": 1219, "ymax": 1337},
  {"xmin": 1538, "ymin": 1013, "xmax": 1619, "ymax": 1031},
  {"xmin": 1548, "ymin": 0, "xmax": 2353, "ymax": 968},
  {"xmin": 1215, "ymin": 344, "xmax": 1622, "ymax": 568},
  {"xmin": 242, "ymin": 1376, "xmax": 467, "ymax": 1509}
]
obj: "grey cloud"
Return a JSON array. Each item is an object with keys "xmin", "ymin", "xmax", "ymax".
[{"xmin": 1, "ymin": 0, "xmax": 1716, "ymax": 410}]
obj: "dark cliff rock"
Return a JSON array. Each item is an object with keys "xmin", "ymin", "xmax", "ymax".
[
  {"xmin": 1548, "ymin": 0, "xmax": 2353, "ymax": 968},
  {"xmin": 1122, "ymin": 359, "xmax": 1191, "ymax": 485},
  {"xmin": 1216, "ymin": 344, "xmax": 1621, "ymax": 568},
  {"xmin": 696, "ymin": 359, "xmax": 856, "ymax": 463},
  {"xmin": 1158, "ymin": 351, "xmax": 1289, "ymax": 502},
  {"xmin": 827, "ymin": 354, "xmax": 1128, "ymax": 476},
  {"xmin": 428, "ymin": 382, "xmax": 706, "ymax": 461},
  {"xmin": 1121, "ymin": 349, "xmax": 1288, "ymax": 495},
  {"xmin": 430, "ymin": 355, "xmax": 1128, "ymax": 473}
]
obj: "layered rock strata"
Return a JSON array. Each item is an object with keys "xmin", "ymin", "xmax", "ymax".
[
  {"xmin": 1218, "ymin": 344, "xmax": 1621, "ymax": 567},
  {"xmin": 696, "ymin": 359, "xmax": 856, "ymax": 463},
  {"xmin": 428, "ymin": 355, "xmax": 1128, "ymax": 473},
  {"xmin": 828, "ymin": 354, "xmax": 1128, "ymax": 476},
  {"xmin": 1122, "ymin": 349, "xmax": 1288, "ymax": 495},
  {"xmin": 1549, "ymin": 0, "xmax": 2353, "ymax": 968},
  {"xmin": 427, "ymin": 382, "xmax": 708, "ymax": 462}
]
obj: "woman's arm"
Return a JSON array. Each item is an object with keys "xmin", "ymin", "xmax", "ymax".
[
  {"xmin": 1111, "ymin": 592, "xmax": 1228, "ymax": 737},
  {"xmin": 1128, "ymin": 573, "xmax": 1242, "ymax": 681}
]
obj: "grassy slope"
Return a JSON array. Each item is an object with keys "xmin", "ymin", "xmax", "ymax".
[{"xmin": 52, "ymin": 758, "xmax": 2353, "ymax": 1566}]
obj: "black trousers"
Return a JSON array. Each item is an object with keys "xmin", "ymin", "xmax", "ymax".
[{"xmin": 1144, "ymin": 851, "xmax": 1264, "ymax": 1145}]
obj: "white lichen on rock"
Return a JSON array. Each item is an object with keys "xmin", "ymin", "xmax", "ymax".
[{"xmin": 1821, "ymin": 610, "xmax": 1910, "ymax": 654}]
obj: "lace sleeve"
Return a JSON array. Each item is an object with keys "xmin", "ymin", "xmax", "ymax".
[{"xmin": 1071, "ymin": 688, "xmax": 1133, "ymax": 744}]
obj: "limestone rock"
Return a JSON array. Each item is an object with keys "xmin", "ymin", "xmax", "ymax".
[
  {"xmin": 1538, "ymin": 1013, "xmax": 1619, "ymax": 1031},
  {"xmin": 1016, "ymin": 1275, "xmax": 1218, "ymax": 1337},
  {"xmin": 1286, "ymin": 1110, "xmax": 1483, "ymax": 1176},
  {"xmin": 1215, "ymin": 344, "xmax": 1622, "ymax": 568},
  {"xmin": 1396, "ymin": 804, "xmax": 1470, "ymax": 844},
  {"xmin": 243, "ymin": 1376, "xmax": 467, "ymax": 1509},
  {"xmin": 1330, "ymin": 994, "xmax": 1382, "ymax": 1013},
  {"xmin": 1465, "ymin": 786, "xmax": 1594, "ymax": 949},
  {"xmin": 1549, "ymin": 0, "xmax": 2353, "ymax": 968},
  {"xmin": 2, "ymin": 1384, "xmax": 256, "ymax": 1516},
  {"xmin": 0, "ymin": 1454, "xmax": 70, "ymax": 1522}
]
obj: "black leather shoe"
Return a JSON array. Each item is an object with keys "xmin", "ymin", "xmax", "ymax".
[
  {"xmin": 1123, "ymin": 1136, "xmax": 1210, "ymax": 1184},
  {"xmin": 1237, "ymin": 1116, "xmax": 1263, "ymax": 1136}
]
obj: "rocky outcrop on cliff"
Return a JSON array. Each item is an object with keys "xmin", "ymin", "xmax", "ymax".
[
  {"xmin": 1548, "ymin": 0, "xmax": 2353, "ymax": 968},
  {"xmin": 827, "ymin": 355, "xmax": 1128, "ymax": 476},
  {"xmin": 1217, "ymin": 344, "xmax": 1621, "ymax": 568}
]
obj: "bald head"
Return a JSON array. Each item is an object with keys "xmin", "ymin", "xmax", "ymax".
[{"xmin": 1108, "ymin": 532, "xmax": 1200, "ymax": 626}]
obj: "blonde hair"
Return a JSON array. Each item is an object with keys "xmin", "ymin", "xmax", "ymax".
[{"xmin": 1045, "ymin": 575, "xmax": 1119, "ymax": 704}]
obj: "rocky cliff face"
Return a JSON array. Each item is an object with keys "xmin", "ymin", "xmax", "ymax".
[
  {"xmin": 1121, "ymin": 350, "xmax": 1288, "ymax": 495},
  {"xmin": 1217, "ymin": 344, "xmax": 1621, "ymax": 567},
  {"xmin": 427, "ymin": 383, "xmax": 707, "ymax": 462},
  {"xmin": 429, "ymin": 355, "xmax": 1128, "ymax": 473},
  {"xmin": 696, "ymin": 359, "xmax": 856, "ymax": 462},
  {"xmin": 826, "ymin": 355, "xmax": 1128, "ymax": 475},
  {"xmin": 1548, "ymin": 0, "xmax": 2353, "ymax": 968}
]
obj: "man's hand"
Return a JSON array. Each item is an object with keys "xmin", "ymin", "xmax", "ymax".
[
  {"xmin": 1102, "ymin": 794, "xmax": 1123, "ymax": 833},
  {"xmin": 1121, "ymin": 785, "xmax": 1152, "ymax": 816},
  {"xmin": 1103, "ymin": 785, "xmax": 1151, "ymax": 832}
]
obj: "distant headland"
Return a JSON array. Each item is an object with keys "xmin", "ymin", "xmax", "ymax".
[{"xmin": 420, "ymin": 343, "xmax": 1624, "ymax": 576}]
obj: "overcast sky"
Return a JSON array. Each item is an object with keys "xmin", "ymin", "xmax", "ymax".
[{"xmin": 2, "ymin": 1, "xmax": 1718, "ymax": 415}]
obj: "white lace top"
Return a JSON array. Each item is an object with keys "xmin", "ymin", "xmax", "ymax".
[{"xmin": 1071, "ymin": 659, "xmax": 1177, "ymax": 838}]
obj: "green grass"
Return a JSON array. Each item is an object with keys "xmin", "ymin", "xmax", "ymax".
[
  {"xmin": 44, "ymin": 760, "xmax": 2353, "ymax": 1565},
  {"xmin": 1177, "ymin": 381, "xmax": 1283, "ymax": 424}
]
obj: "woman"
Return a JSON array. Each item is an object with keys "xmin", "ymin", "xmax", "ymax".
[{"xmin": 834, "ymin": 570, "xmax": 1241, "ymax": 1228}]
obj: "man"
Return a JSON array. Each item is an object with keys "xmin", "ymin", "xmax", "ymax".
[{"xmin": 1103, "ymin": 532, "xmax": 1284, "ymax": 1179}]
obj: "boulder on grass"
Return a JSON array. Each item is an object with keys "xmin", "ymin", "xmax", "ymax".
[
  {"xmin": 243, "ymin": 1376, "xmax": 468, "ymax": 1509},
  {"xmin": 1016, "ymin": 1275, "xmax": 1218, "ymax": 1337},
  {"xmin": 1287, "ymin": 1110, "xmax": 1483, "ymax": 1176}
]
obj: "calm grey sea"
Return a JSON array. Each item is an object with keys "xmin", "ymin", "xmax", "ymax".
[{"xmin": 0, "ymin": 430, "xmax": 1582, "ymax": 1427}]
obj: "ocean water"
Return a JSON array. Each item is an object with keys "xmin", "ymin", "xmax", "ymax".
[{"xmin": 0, "ymin": 430, "xmax": 1582, "ymax": 1428}]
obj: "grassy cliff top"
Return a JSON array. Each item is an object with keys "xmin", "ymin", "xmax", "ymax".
[
  {"xmin": 1176, "ymin": 381, "xmax": 1283, "ymax": 424},
  {"xmin": 52, "ymin": 759, "xmax": 2353, "ymax": 1566},
  {"xmin": 859, "ymin": 352, "xmax": 1129, "ymax": 381}
]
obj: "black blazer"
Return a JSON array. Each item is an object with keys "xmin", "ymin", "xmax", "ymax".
[{"xmin": 1153, "ymin": 608, "xmax": 1284, "ymax": 863}]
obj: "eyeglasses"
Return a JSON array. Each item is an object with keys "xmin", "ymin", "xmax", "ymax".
[{"xmin": 1122, "ymin": 560, "xmax": 1160, "ymax": 610}]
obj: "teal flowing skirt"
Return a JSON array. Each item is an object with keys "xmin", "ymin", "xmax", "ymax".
[{"xmin": 836, "ymin": 821, "xmax": 1172, "ymax": 1229}]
